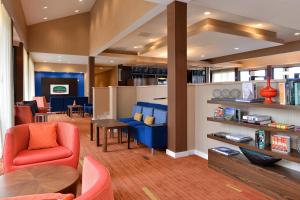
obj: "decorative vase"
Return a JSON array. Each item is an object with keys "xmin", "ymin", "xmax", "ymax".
[
  {"xmin": 260, "ymin": 77, "xmax": 277, "ymax": 104},
  {"xmin": 73, "ymin": 100, "xmax": 76, "ymax": 106}
]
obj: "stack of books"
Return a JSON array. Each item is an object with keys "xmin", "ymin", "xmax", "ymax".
[
  {"xmin": 211, "ymin": 147, "xmax": 240, "ymax": 156},
  {"xmin": 225, "ymin": 134, "xmax": 253, "ymax": 142},
  {"xmin": 243, "ymin": 115, "xmax": 272, "ymax": 125},
  {"xmin": 279, "ymin": 79, "xmax": 300, "ymax": 105},
  {"xmin": 271, "ymin": 135, "xmax": 291, "ymax": 153}
]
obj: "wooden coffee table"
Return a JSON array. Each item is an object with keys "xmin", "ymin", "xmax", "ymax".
[
  {"xmin": 0, "ymin": 165, "xmax": 79, "ymax": 198},
  {"xmin": 90, "ymin": 119, "xmax": 130, "ymax": 152}
]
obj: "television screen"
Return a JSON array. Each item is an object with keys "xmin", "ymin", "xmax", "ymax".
[{"xmin": 50, "ymin": 84, "xmax": 69, "ymax": 95}]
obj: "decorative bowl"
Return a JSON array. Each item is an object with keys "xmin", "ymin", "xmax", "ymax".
[{"xmin": 239, "ymin": 147, "xmax": 281, "ymax": 166}]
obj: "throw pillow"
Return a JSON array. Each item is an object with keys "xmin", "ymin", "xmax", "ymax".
[
  {"xmin": 144, "ymin": 116, "xmax": 154, "ymax": 125},
  {"xmin": 133, "ymin": 112, "xmax": 143, "ymax": 121},
  {"xmin": 28, "ymin": 123, "xmax": 59, "ymax": 150}
]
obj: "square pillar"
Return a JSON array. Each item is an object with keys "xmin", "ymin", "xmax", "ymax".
[
  {"xmin": 167, "ymin": 1, "xmax": 187, "ymax": 153},
  {"xmin": 88, "ymin": 56, "xmax": 95, "ymax": 103}
]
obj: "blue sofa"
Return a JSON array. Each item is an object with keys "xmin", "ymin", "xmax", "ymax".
[
  {"xmin": 119, "ymin": 102, "xmax": 168, "ymax": 151},
  {"xmin": 84, "ymin": 103, "xmax": 93, "ymax": 116},
  {"xmin": 50, "ymin": 96, "xmax": 88, "ymax": 112}
]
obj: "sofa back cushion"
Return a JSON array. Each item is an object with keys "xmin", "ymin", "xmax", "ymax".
[
  {"xmin": 153, "ymin": 109, "xmax": 168, "ymax": 124},
  {"xmin": 131, "ymin": 105, "xmax": 142, "ymax": 117},
  {"xmin": 28, "ymin": 123, "xmax": 59, "ymax": 150},
  {"xmin": 142, "ymin": 107, "xmax": 154, "ymax": 119}
]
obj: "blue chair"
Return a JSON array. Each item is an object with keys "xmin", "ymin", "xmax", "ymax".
[{"xmin": 84, "ymin": 104, "xmax": 93, "ymax": 116}]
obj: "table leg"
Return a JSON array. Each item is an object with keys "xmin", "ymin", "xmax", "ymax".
[
  {"xmin": 117, "ymin": 128, "xmax": 121, "ymax": 144},
  {"xmin": 127, "ymin": 127, "xmax": 130, "ymax": 149},
  {"xmin": 90, "ymin": 123, "xmax": 93, "ymax": 141},
  {"xmin": 103, "ymin": 128, "xmax": 107, "ymax": 152},
  {"xmin": 96, "ymin": 126, "xmax": 100, "ymax": 146},
  {"xmin": 120, "ymin": 128, "xmax": 123, "ymax": 143}
]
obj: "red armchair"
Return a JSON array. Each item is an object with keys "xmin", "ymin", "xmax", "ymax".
[
  {"xmin": 1, "ymin": 156, "xmax": 114, "ymax": 200},
  {"xmin": 15, "ymin": 105, "xmax": 34, "ymax": 125},
  {"xmin": 3, "ymin": 122, "xmax": 80, "ymax": 173},
  {"xmin": 33, "ymin": 96, "xmax": 49, "ymax": 113}
]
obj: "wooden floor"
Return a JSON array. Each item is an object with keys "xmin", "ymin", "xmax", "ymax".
[{"xmin": 48, "ymin": 114, "xmax": 272, "ymax": 200}]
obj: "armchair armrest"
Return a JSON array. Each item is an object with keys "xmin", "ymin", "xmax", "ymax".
[
  {"xmin": 56, "ymin": 122, "xmax": 80, "ymax": 157},
  {"xmin": 146, "ymin": 123, "xmax": 167, "ymax": 127}
]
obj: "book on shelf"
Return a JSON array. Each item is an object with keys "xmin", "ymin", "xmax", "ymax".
[
  {"xmin": 255, "ymin": 130, "xmax": 270, "ymax": 149},
  {"xmin": 242, "ymin": 82, "xmax": 258, "ymax": 99},
  {"xmin": 211, "ymin": 147, "xmax": 240, "ymax": 156},
  {"xmin": 271, "ymin": 135, "xmax": 291, "ymax": 153},
  {"xmin": 235, "ymin": 98, "xmax": 264, "ymax": 103},
  {"xmin": 212, "ymin": 132, "xmax": 229, "ymax": 138},
  {"xmin": 295, "ymin": 82, "xmax": 300, "ymax": 105},
  {"xmin": 225, "ymin": 134, "xmax": 253, "ymax": 142},
  {"xmin": 278, "ymin": 82, "xmax": 286, "ymax": 105}
]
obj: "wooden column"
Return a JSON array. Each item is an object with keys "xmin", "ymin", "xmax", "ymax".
[
  {"xmin": 88, "ymin": 56, "xmax": 95, "ymax": 103},
  {"xmin": 167, "ymin": 1, "xmax": 187, "ymax": 153},
  {"xmin": 14, "ymin": 43, "xmax": 24, "ymax": 103}
]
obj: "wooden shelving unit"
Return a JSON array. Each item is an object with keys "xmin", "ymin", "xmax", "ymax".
[
  {"xmin": 208, "ymin": 149, "xmax": 300, "ymax": 199},
  {"xmin": 207, "ymin": 99, "xmax": 300, "ymax": 110},
  {"xmin": 207, "ymin": 134, "xmax": 300, "ymax": 163},
  {"xmin": 207, "ymin": 117, "xmax": 300, "ymax": 136}
]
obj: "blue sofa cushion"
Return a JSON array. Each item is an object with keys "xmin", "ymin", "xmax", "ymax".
[
  {"xmin": 119, "ymin": 117, "xmax": 133, "ymax": 123},
  {"xmin": 142, "ymin": 107, "xmax": 154, "ymax": 119},
  {"xmin": 127, "ymin": 120, "xmax": 145, "ymax": 126},
  {"xmin": 131, "ymin": 105, "xmax": 142, "ymax": 117},
  {"xmin": 153, "ymin": 109, "xmax": 168, "ymax": 124}
]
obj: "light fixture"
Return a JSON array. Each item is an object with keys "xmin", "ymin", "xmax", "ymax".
[
  {"xmin": 43, "ymin": 17, "xmax": 48, "ymax": 20},
  {"xmin": 234, "ymin": 47, "xmax": 240, "ymax": 50},
  {"xmin": 133, "ymin": 45, "xmax": 142, "ymax": 49},
  {"xmin": 201, "ymin": 55, "xmax": 205, "ymax": 58},
  {"xmin": 75, "ymin": 9, "xmax": 80, "ymax": 13},
  {"xmin": 43, "ymin": 6, "xmax": 48, "ymax": 9},
  {"xmin": 204, "ymin": 11, "xmax": 211, "ymax": 16},
  {"xmin": 294, "ymin": 32, "xmax": 300, "ymax": 36},
  {"xmin": 254, "ymin": 23, "xmax": 263, "ymax": 28},
  {"xmin": 79, "ymin": 0, "xmax": 83, "ymax": 2},
  {"xmin": 109, "ymin": 60, "xmax": 114, "ymax": 63},
  {"xmin": 149, "ymin": 38, "xmax": 156, "ymax": 42}
]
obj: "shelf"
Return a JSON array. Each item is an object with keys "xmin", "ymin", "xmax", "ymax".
[
  {"xmin": 207, "ymin": 117, "xmax": 300, "ymax": 136},
  {"xmin": 207, "ymin": 99, "xmax": 300, "ymax": 110},
  {"xmin": 207, "ymin": 134, "xmax": 300, "ymax": 163},
  {"xmin": 208, "ymin": 149, "xmax": 300, "ymax": 199}
]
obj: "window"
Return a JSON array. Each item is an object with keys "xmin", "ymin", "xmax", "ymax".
[
  {"xmin": 240, "ymin": 71, "xmax": 250, "ymax": 82},
  {"xmin": 288, "ymin": 66, "xmax": 300, "ymax": 79},
  {"xmin": 250, "ymin": 69, "xmax": 266, "ymax": 80},
  {"xmin": 273, "ymin": 68, "xmax": 285, "ymax": 80},
  {"xmin": 212, "ymin": 70, "xmax": 235, "ymax": 83}
]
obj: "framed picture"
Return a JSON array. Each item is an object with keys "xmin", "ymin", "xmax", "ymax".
[{"xmin": 50, "ymin": 84, "xmax": 69, "ymax": 95}]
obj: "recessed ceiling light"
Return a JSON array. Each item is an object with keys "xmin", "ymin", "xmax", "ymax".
[
  {"xmin": 201, "ymin": 55, "xmax": 205, "ymax": 58},
  {"xmin": 234, "ymin": 47, "xmax": 240, "ymax": 50},
  {"xmin": 294, "ymin": 32, "xmax": 300, "ymax": 36},
  {"xmin": 134, "ymin": 46, "xmax": 141, "ymax": 49},
  {"xmin": 109, "ymin": 60, "xmax": 114, "ymax": 63},
  {"xmin": 43, "ymin": 6, "xmax": 48, "ymax": 9},
  {"xmin": 43, "ymin": 17, "xmax": 48, "ymax": 20},
  {"xmin": 79, "ymin": 0, "xmax": 83, "ymax": 2},
  {"xmin": 75, "ymin": 9, "xmax": 80, "ymax": 13},
  {"xmin": 204, "ymin": 11, "xmax": 211, "ymax": 16},
  {"xmin": 254, "ymin": 23, "xmax": 263, "ymax": 27}
]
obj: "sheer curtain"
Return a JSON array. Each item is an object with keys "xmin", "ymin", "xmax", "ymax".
[
  {"xmin": 0, "ymin": 2, "xmax": 13, "ymax": 155},
  {"xmin": 23, "ymin": 48, "xmax": 29, "ymax": 100},
  {"xmin": 28, "ymin": 56, "xmax": 35, "ymax": 99}
]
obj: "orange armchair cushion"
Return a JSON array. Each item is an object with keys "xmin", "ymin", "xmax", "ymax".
[
  {"xmin": 28, "ymin": 123, "xmax": 58, "ymax": 150},
  {"xmin": 13, "ymin": 146, "xmax": 72, "ymax": 166}
]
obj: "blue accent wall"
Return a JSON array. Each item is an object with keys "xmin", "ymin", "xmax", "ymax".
[{"xmin": 35, "ymin": 72, "xmax": 84, "ymax": 96}]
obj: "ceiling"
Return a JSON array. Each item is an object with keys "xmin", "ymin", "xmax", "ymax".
[
  {"xmin": 21, "ymin": 0, "xmax": 96, "ymax": 25},
  {"xmin": 110, "ymin": 0, "xmax": 300, "ymax": 64},
  {"xmin": 31, "ymin": 52, "xmax": 131, "ymax": 66},
  {"xmin": 142, "ymin": 31, "xmax": 281, "ymax": 60}
]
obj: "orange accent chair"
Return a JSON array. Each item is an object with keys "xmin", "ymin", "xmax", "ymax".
[
  {"xmin": 33, "ymin": 96, "xmax": 49, "ymax": 113},
  {"xmin": 3, "ymin": 122, "xmax": 80, "ymax": 173},
  {"xmin": 1, "ymin": 156, "xmax": 114, "ymax": 200},
  {"xmin": 15, "ymin": 105, "xmax": 34, "ymax": 125}
]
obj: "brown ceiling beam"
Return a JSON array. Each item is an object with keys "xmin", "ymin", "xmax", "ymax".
[
  {"xmin": 140, "ymin": 18, "xmax": 282, "ymax": 55},
  {"xmin": 102, "ymin": 49, "xmax": 138, "ymax": 56},
  {"xmin": 207, "ymin": 40, "xmax": 300, "ymax": 64},
  {"xmin": 99, "ymin": 51, "xmax": 210, "ymax": 67}
]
